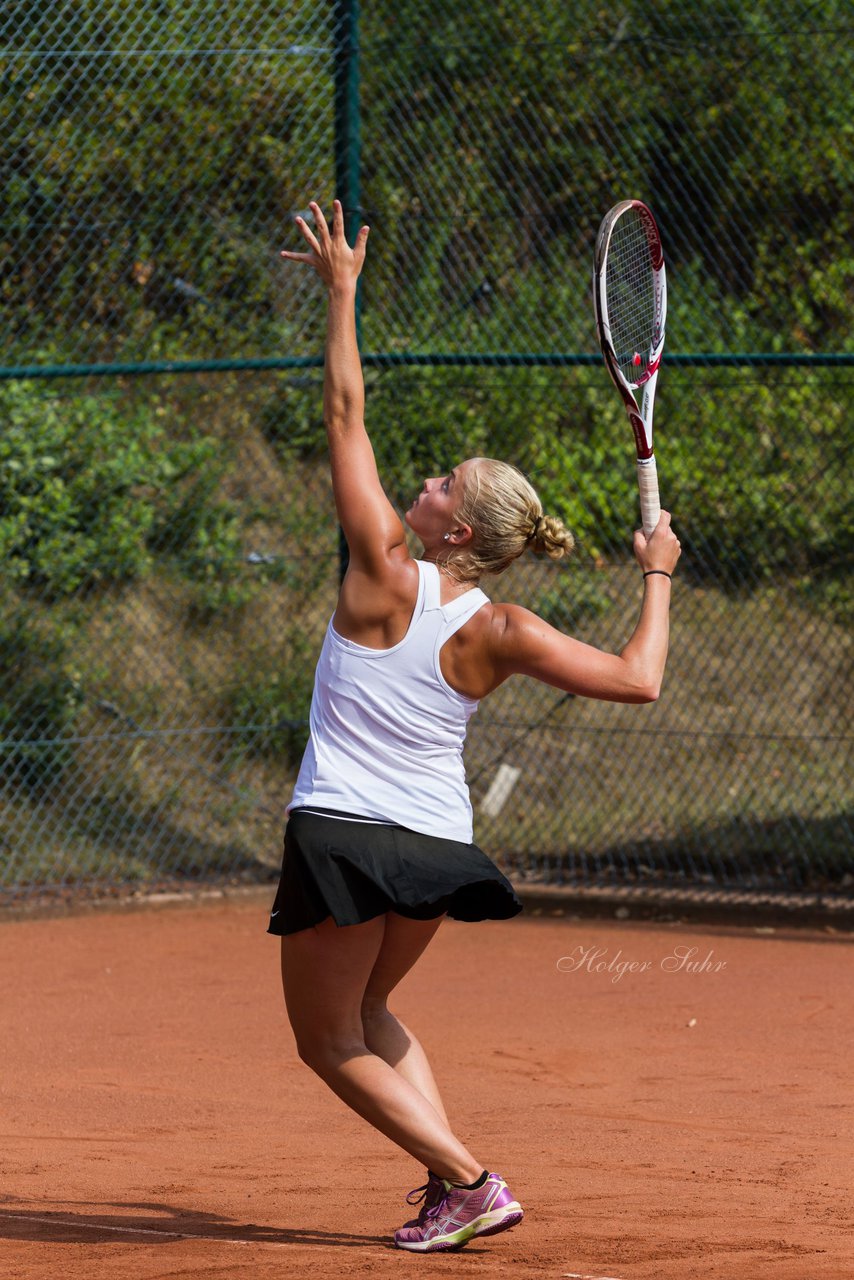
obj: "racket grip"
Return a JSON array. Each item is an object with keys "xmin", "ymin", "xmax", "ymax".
[{"xmin": 637, "ymin": 455, "xmax": 661, "ymax": 540}]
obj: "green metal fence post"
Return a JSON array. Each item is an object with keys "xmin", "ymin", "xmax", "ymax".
[{"xmin": 333, "ymin": 0, "xmax": 361, "ymax": 582}]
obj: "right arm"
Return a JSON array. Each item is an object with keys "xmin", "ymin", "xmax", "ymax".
[{"xmin": 490, "ymin": 513, "xmax": 681, "ymax": 702}]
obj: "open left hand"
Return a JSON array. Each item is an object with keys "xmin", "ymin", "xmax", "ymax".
[{"xmin": 280, "ymin": 198, "xmax": 369, "ymax": 290}]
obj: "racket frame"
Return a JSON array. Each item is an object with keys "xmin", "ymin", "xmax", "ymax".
[{"xmin": 593, "ymin": 199, "xmax": 667, "ymax": 536}]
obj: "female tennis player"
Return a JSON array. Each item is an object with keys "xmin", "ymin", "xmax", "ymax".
[{"xmin": 270, "ymin": 199, "xmax": 681, "ymax": 1253}]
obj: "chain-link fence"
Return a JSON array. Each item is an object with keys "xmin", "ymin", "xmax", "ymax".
[{"xmin": 1, "ymin": 2, "xmax": 852, "ymax": 910}]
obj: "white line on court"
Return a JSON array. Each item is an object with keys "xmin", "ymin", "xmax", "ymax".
[
  {"xmin": 5, "ymin": 1215, "xmax": 627, "ymax": 1265},
  {"xmin": 0, "ymin": 1211, "xmax": 289, "ymax": 1248},
  {"xmin": 562, "ymin": 1272, "xmax": 629, "ymax": 1280}
]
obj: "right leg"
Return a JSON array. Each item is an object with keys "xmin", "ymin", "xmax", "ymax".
[
  {"xmin": 281, "ymin": 914, "xmax": 482, "ymax": 1184},
  {"xmin": 360, "ymin": 911, "xmax": 450, "ymax": 1126}
]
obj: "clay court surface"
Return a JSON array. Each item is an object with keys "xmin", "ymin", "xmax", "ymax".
[{"xmin": 1, "ymin": 897, "xmax": 852, "ymax": 1280}]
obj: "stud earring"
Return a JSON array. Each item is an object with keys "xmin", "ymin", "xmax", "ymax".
[{"xmin": 443, "ymin": 533, "xmax": 451, "ymax": 541}]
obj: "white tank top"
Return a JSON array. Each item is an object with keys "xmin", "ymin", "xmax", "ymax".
[{"xmin": 289, "ymin": 560, "xmax": 490, "ymax": 841}]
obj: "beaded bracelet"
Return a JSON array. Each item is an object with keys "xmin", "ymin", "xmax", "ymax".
[{"xmin": 643, "ymin": 570, "xmax": 672, "ymax": 580}]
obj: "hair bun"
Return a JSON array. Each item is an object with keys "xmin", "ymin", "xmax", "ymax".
[{"xmin": 529, "ymin": 513, "xmax": 574, "ymax": 561}]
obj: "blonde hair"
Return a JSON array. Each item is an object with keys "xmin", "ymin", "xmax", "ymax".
[{"xmin": 445, "ymin": 457, "xmax": 574, "ymax": 581}]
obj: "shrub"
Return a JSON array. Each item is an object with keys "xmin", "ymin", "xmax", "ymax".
[
  {"xmin": 0, "ymin": 609, "xmax": 83, "ymax": 793},
  {"xmin": 0, "ymin": 381, "xmax": 160, "ymax": 596},
  {"xmin": 223, "ymin": 631, "xmax": 316, "ymax": 767},
  {"xmin": 0, "ymin": 379, "xmax": 262, "ymax": 617}
]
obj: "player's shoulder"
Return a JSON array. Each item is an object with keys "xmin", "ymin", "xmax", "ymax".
[
  {"xmin": 338, "ymin": 549, "xmax": 420, "ymax": 621},
  {"xmin": 454, "ymin": 601, "xmax": 564, "ymax": 695},
  {"xmin": 489, "ymin": 601, "xmax": 542, "ymax": 630},
  {"xmin": 483, "ymin": 602, "xmax": 546, "ymax": 651},
  {"xmin": 486, "ymin": 601, "xmax": 574, "ymax": 675}
]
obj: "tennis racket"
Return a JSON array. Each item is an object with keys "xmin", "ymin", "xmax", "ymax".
[{"xmin": 593, "ymin": 200, "xmax": 667, "ymax": 538}]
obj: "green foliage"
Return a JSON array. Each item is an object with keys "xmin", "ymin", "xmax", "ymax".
[
  {"xmin": 259, "ymin": 379, "xmax": 326, "ymax": 459},
  {"xmin": 368, "ymin": 370, "xmax": 494, "ymax": 506},
  {"xmin": 0, "ymin": 608, "xmax": 84, "ymax": 792},
  {"xmin": 362, "ymin": 0, "xmax": 853, "ymax": 356},
  {"xmin": 4, "ymin": 0, "xmax": 851, "ymax": 367},
  {"xmin": 223, "ymin": 633, "xmax": 316, "ymax": 766},
  {"xmin": 0, "ymin": 5, "xmax": 849, "ymax": 661},
  {"xmin": 0, "ymin": 2, "xmax": 849, "ymax": 902},
  {"xmin": 147, "ymin": 444, "xmax": 257, "ymax": 621},
  {"xmin": 2, "ymin": 3, "xmax": 850, "ymax": 598},
  {"xmin": 0, "ymin": 4, "xmax": 314, "ymax": 364},
  {"xmin": 0, "ymin": 380, "xmax": 165, "ymax": 596},
  {"xmin": 0, "ymin": 378, "xmax": 268, "ymax": 617},
  {"xmin": 355, "ymin": 364, "xmax": 850, "ymax": 600},
  {"xmin": 535, "ymin": 569, "xmax": 613, "ymax": 632}
]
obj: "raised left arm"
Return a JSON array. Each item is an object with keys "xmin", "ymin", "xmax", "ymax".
[{"xmin": 281, "ymin": 200, "xmax": 407, "ymax": 573}]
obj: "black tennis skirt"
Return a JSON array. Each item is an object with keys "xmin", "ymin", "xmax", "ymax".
[{"xmin": 267, "ymin": 807, "xmax": 523, "ymax": 937}]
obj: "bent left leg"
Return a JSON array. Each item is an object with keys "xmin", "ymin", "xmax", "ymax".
[
  {"xmin": 281, "ymin": 915, "xmax": 482, "ymax": 1184},
  {"xmin": 361, "ymin": 911, "xmax": 450, "ymax": 1126}
]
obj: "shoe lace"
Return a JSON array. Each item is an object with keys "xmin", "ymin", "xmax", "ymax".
[
  {"xmin": 405, "ymin": 1182, "xmax": 429, "ymax": 1207},
  {"xmin": 425, "ymin": 1194, "xmax": 450, "ymax": 1220}
]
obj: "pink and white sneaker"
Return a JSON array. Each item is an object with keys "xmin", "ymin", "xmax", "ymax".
[{"xmin": 394, "ymin": 1172, "xmax": 523, "ymax": 1252}]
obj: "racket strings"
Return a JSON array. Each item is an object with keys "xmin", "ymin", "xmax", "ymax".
[{"xmin": 606, "ymin": 212, "xmax": 658, "ymax": 380}]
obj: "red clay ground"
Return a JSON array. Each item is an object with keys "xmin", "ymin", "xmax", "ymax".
[{"xmin": 0, "ymin": 897, "xmax": 852, "ymax": 1280}]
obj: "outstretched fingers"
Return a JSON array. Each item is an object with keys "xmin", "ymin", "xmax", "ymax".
[
  {"xmin": 309, "ymin": 199, "xmax": 332, "ymax": 245},
  {"xmin": 279, "ymin": 198, "xmax": 370, "ymax": 281},
  {"xmin": 353, "ymin": 222, "xmax": 370, "ymax": 270},
  {"xmin": 331, "ymin": 198, "xmax": 344, "ymax": 239},
  {"xmin": 279, "ymin": 207, "xmax": 324, "ymax": 265},
  {"xmin": 296, "ymin": 213, "xmax": 323, "ymax": 254}
]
